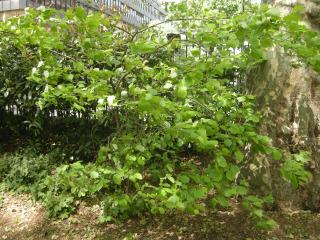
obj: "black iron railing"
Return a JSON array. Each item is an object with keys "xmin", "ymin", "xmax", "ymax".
[{"xmin": 0, "ymin": 0, "xmax": 166, "ymax": 26}]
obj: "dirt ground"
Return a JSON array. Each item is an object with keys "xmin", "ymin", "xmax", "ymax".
[{"xmin": 0, "ymin": 191, "xmax": 320, "ymax": 240}]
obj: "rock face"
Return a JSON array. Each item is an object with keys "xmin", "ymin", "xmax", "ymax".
[{"xmin": 248, "ymin": 1, "xmax": 320, "ymax": 210}]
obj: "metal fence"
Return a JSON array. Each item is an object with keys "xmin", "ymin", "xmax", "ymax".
[{"xmin": 0, "ymin": 0, "xmax": 166, "ymax": 26}]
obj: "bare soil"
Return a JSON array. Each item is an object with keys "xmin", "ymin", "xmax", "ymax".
[{"xmin": 0, "ymin": 191, "xmax": 319, "ymax": 240}]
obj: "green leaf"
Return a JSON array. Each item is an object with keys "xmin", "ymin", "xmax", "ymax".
[
  {"xmin": 263, "ymin": 195, "xmax": 274, "ymax": 204},
  {"xmin": 130, "ymin": 41, "xmax": 156, "ymax": 54},
  {"xmin": 256, "ymin": 219, "xmax": 277, "ymax": 231},
  {"xmin": 167, "ymin": 174, "xmax": 175, "ymax": 183},
  {"xmin": 211, "ymin": 168, "xmax": 223, "ymax": 182},
  {"xmin": 99, "ymin": 215, "xmax": 112, "ymax": 223},
  {"xmin": 292, "ymin": 5, "xmax": 305, "ymax": 14},
  {"xmin": 235, "ymin": 186, "xmax": 248, "ymax": 195},
  {"xmin": 137, "ymin": 156, "xmax": 146, "ymax": 166},
  {"xmin": 226, "ymin": 165, "xmax": 240, "ymax": 181},
  {"xmin": 134, "ymin": 173, "xmax": 143, "ymax": 180},
  {"xmin": 86, "ymin": 15, "xmax": 100, "ymax": 29},
  {"xmin": 179, "ymin": 175, "xmax": 190, "ymax": 184},
  {"xmin": 166, "ymin": 195, "xmax": 180, "ymax": 208},
  {"xmin": 75, "ymin": 7, "xmax": 86, "ymax": 20},
  {"xmin": 90, "ymin": 171, "xmax": 100, "ymax": 179},
  {"xmin": 129, "ymin": 173, "xmax": 143, "ymax": 182},
  {"xmin": 294, "ymin": 151, "xmax": 310, "ymax": 163},
  {"xmin": 229, "ymin": 125, "xmax": 244, "ymax": 135},
  {"xmin": 113, "ymin": 174, "xmax": 123, "ymax": 185},
  {"xmin": 253, "ymin": 209, "xmax": 263, "ymax": 217},
  {"xmin": 135, "ymin": 144, "xmax": 145, "ymax": 152},
  {"xmin": 217, "ymin": 156, "xmax": 228, "ymax": 168},
  {"xmin": 224, "ymin": 187, "xmax": 237, "ymax": 197},
  {"xmin": 191, "ymin": 49, "xmax": 200, "ymax": 56},
  {"xmin": 224, "ymin": 139, "xmax": 232, "ymax": 147},
  {"xmin": 192, "ymin": 187, "xmax": 207, "ymax": 198},
  {"xmin": 234, "ymin": 150, "xmax": 244, "ymax": 162},
  {"xmin": 272, "ymin": 149, "xmax": 282, "ymax": 161},
  {"xmin": 284, "ymin": 12, "xmax": 300, "ymax": 23},
  {"xmin": 176, "ymin": 84, "xmax": 188, "ymax": 99},
  {"xmin": 216, "ymin": 196, "xmax": 229, "ymax": 208},
  {"xmin": 158, "ymin": 207, "xmax": 165, "ymax": 214},
  {"xmin": 118, "ymin": 198, "xmax": 128, "ymax": 208},
  {"xmin": 71, "ymin": 162, "xmax": 84, "ymax": 170},
  {"xmin": 266, "ymin": 8, "xmax": 280, "ymax": 17}
]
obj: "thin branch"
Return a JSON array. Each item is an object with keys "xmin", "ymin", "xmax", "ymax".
[
  {"xmin": 134, "ymin": 18, "xmax": 219, "ymax": 38},
  {"xmin": 49, "ymin": 49, "xmax": 77, "ymax": 61},
  {"xmin": 153, "ymin": 38, "xmax": 175, "ymax": 52},
  {"xmin": 112, "ymin": 24, "xmax": 133, "ymax": 36},
  {"xmin": 116, "ymin": 69, "xmax": 134, "ymax": 90}
]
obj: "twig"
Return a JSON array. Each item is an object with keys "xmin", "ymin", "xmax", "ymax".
[
  {"xmin": 133, "ymin": 18, "xmax": 219, "ymax": 38},
  {"xmin": 49, "ymin": 49, "xmax": 77, "ymax": 61},
  {"xmin": 113, "ymin": 25, "xmax": 133, "ymax": 36}
]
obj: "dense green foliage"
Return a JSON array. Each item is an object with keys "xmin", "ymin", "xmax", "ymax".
[
  {"xmin": 0, "ymin": 1, "xmax": 318, "ymax": 229},
  {"xmin": 0, "ymin": 149, "xmax": 52, "ymax": 191}
]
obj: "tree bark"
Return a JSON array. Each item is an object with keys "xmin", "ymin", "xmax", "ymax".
[{"xmin": 248, "ymin": 0, "xmax": 320, "ymax": 211}]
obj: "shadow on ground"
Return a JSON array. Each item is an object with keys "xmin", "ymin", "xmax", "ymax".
[{"xmin": 1, "ymin": 192, "xmax": 320, "ymax": 240}]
